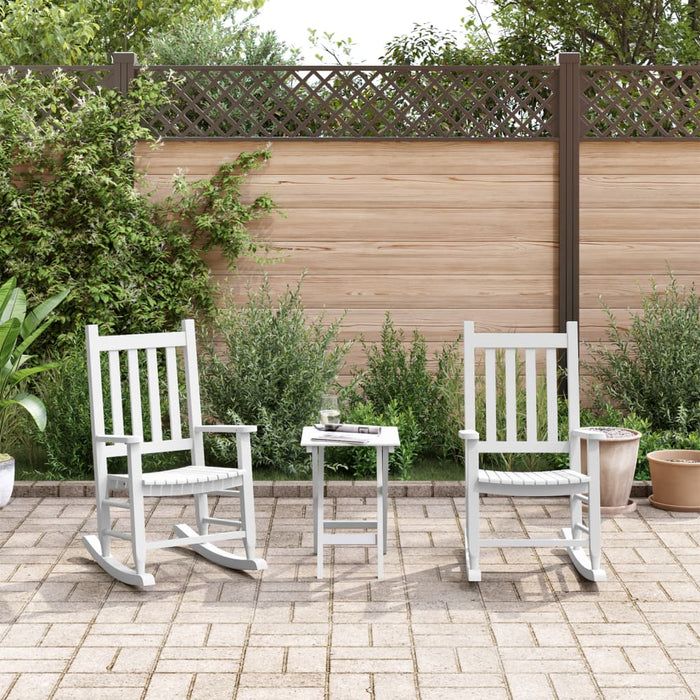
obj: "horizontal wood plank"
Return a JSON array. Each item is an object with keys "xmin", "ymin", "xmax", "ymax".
[
  {"xmin": 206, "ymin": 241, "xmax": 557, "ymax": 276},
  {"xmin": 581, "ymin": 175, "xmax": 700, "ymax": 208},
  {"xmin": 135, "ymin": 140, "xmax": 557, "ymax": 176},
  {"xmin": 145, "ymin": 173, "xmax": 557, "ymax": 208},
  {"xmin": 580, "ymin": 242, "xmax": 700, "ymax": 275},
  {"xmin": 246, "ymin": 207, "xmax": 558, "ymax": 242},
  {"xmin": 216, "ymin": 273, "xmax": 556, "ymax": 310},
  {"xmin": 581, "ymin": 141, "xmax": 700, "ymax": 175}
]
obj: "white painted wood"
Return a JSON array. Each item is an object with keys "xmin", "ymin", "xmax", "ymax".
[
  {"xmin": 146, "ymin": 348, "xmax": 162, "ymax": 442},
  {"xmin": 459, "ymin": 320, "xmax": 606, "ymax": 583},
  {"xmin": 525, "ymin": 348, "xmax": 537, "ymax": 442},
  {"xmin": 505, "ymin": 348, "xmax": 517, "ymax": 442},
  {"xmin": 108, "ymin": 351, "xmax": 123, "ymax": 436},
  {"xmin": 485, "ymin": 348, "xmax": 496, "ymax": 444},
  {"xmin": 82, "ymin": 320, "xmax": 266, "ymax": 586},
  {"xmin": 546, "ymin": 347, "xmax": 558, "ymax": 443},
  {"xmin": 302, "ymin": 425, "xmax": 400, "ymax": 580},
  {"xmin": 165, "ymin": 346, "xmax": 181, "ymax": 441}
]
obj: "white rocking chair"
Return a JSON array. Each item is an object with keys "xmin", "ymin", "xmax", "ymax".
[
  {"xmin": 459, "ymin": 321, "xmax": 605, "ymax": 582},
  {"xmin": 83, "ymin": 319, "xmax": 267, "ymax": 586}
]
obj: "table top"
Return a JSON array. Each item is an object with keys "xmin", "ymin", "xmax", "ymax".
[{"xmin": 301, "ymin": 425, "xmax": 400, "ymax": 448}]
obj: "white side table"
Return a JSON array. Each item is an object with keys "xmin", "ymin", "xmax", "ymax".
[{"xmin": 300, "ymin": 425, "xmax": 400, "ymax": 580}]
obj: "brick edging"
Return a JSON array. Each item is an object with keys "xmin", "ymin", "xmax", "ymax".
[{"xmin": 11, "ymin": 480, "xmax": 653, "ymax": 499}]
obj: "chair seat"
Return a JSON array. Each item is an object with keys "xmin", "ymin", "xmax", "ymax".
[
  {"xmin": 477, "ymin": 468, "xmax": 590, "ymax": 496},
  {"xmin": 109, "ymin": 466, "xmax": 243, "ymax": 497}
]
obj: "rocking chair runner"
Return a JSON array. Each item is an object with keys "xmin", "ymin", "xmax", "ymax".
[
  {"xmin": 83, "ymin": 319, "xmax": 267, "ymax": 586},
  {"xmin": 460, "ymin": 321, "xmax": 605, "ymax": 582}
]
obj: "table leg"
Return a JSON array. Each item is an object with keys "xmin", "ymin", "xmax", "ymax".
[
  {"xmin": 376, "ymin": 446, "xmax": 385, "ymax": 580},
  {"xmin": 312, "ymin": 446, "xmax": 325, "ymax": 579},
  {"xmin": 382, "ymin": 448, "xmax": 389, "ymax": 555}
]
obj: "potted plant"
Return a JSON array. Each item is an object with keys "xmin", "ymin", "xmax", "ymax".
[
  {"xmin": 0, "ymin": 278, "xmax": 68, "ymax": 507},
  {"xmin": 580, "ymin": 426, "xmax": 642, "ymax": 515},
  {"xmin": 647, "ymin": 449, "xmax": 700, "ymax": 512}
]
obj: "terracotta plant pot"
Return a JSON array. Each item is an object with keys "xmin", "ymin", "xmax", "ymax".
[
  {"xmin": 580, "ymin": 427, "xmax": 642, "ymax": 515},
  {"xmin": 0, "ymin": 456, "xmax": 15, "ymax": 508},
  {"xmin": 647, "ymin": 449, "xmax": 700, "ymax": 512}
]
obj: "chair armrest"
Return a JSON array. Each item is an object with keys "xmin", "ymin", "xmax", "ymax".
[
  {"xmin": 196, "ymin": 425, "xmax": 258, "ymax": 435},
  {"xmin": 570, "ymin": 428, "xmax": 603, "ymax": 442},
  {"xmin": 94, "ymin": 434, "xmax": 142, "ymax": 444},
  {"xmin": 459, "ymin": 429, "xmax": 479, "ymax": 441}
]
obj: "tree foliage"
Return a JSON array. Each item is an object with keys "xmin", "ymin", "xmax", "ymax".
[
  {"xmin": 0, "ymin": 0, "xmax": 266, "ymax": 65},
  {"xmin": 382, "ymin": 1, "xmax": 700, "ymax": 65},
  {"xmin": 144, "ymin": 13, "xmax": 297, "ymax": 65}
]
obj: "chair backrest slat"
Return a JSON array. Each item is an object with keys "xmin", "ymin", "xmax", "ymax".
[
  {"xmin": 504, "ymin": 348, "xmax": 517, "ymax": 442},
  {"xmin": 127, "ymin": 349, "xmax": 143, "ymax": 439},
  {"xmin": 525, "ymin": 348, "xmax": 537, "ymax": 442},
  {"xmin": 108, "ymin": 350, "xmax": 124, "ymax": 436},
  {"xmin": 146, "ymin": 348, "xmax": 162, "ymax": 442},
  {"xmin": 165, "ymin": 346, "xmax": 182, "ymax": 441},
  {"xmin": 484, "ymin": 348, "xmax": 497, "ymax": 444},
  {"xmin": 546, "ymin": 347, "xmax": 558, "ymax": 443}
]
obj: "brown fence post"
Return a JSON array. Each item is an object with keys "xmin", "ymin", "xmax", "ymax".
[
  {"xmin": 557, "ymin": 52, "xmax": 581, "ymax": 333},
  {"xmin": 110, "ymin": 52, "xmax": 136, "ymax": 94}
]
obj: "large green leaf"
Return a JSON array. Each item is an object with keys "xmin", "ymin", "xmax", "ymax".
[
  {"xmin": 0, "ymin": 278, "xmax": 26, "ymax": 324},
  {"xmin": 21, "ymin": 287, "xmax": 70, "ymax": 338},
  {"xmin": 6, "ymin": 361, "xmax": 61, "ymax": 388},
  {"xmin": 0, "ymin": 278, "xmax": 16, "ymax": 321},
  {"xmin": 0, "ymin": 318, "xmax": 21, "ymax": 369},
  {"xmin": 0, "ymin": 393, "xmax": 47, "ymax": 431}
]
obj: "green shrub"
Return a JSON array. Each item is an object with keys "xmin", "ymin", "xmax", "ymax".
[
  {"xmin": 586, "ymin": 273, "xmax": 700, "ymax": 433},
  {"xmin": 350, "ymin": 313, "xmax": 462, "ymax": 462},
  {"xmin": 327, "ymin": 399, "xmax": 421, "ymax": 480},
  {"xmin": 200, "ymin": 277, "xmax": 352, "ymax": 476},
  {"xmin": 0, "ymin": 69, "xmax": 278, "ymax": 353}
]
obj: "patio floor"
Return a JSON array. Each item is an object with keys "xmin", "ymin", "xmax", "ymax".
[{"xmin": 1, "ymin": 489, "xmax": 699, "ymax": 700}]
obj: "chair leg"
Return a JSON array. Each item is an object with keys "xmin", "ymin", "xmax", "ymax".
[
  {"xmin": 464, "ymin": 444, "xmax": 481, "ymax": 582},
  {"xmin": 129, "ymin": 489, "xmax": 148, "ymax": 578},
  {"xmin": 465, "ymin": 488, "xmax": 481, "ymax": 581},
  {"xmin": 82, "ymin": 483, "xmax": 155, "ymax": 587},
  {"xmin": 95, "ymin": 481, "xmax": 112, "ymax": 558},
  {"xmin": 194, "ymin": 493, "xmax": 210, "ymax": 535},
  {"xmin": 562, "ymin": 487, "xmax": 606, "ymax": 582},
  {"xmin": 239, "ymin": 471, "xmax": 258, "ymax": 561},
  {"xmin": 587, "ymin": 476, "xmax": 603, "ymax": 575},
  {"xmin": 174, "ymin": 434, "xmax": 267, "ymax": 573}
]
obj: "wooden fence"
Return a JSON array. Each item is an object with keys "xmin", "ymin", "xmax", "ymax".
[
  {"xmin": 5, "ymin": 52, "xmax": 700, "ymax": 379},
  {"xmin": 136, "ymin": 137, "xmax": 700, "ymax": 377}
]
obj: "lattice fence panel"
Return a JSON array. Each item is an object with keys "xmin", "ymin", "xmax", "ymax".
[
  {"xmin": 140, "ymin": 65, "xmax": 558, "ymax": 139},
  {"xmin": 581, "ymin": 67, "xmax": 700, "ymax": 138}
]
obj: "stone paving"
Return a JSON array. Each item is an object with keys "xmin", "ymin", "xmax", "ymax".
[{"xmin": 1, "ymin": 488, "xmax": 699, "ymax": 700}]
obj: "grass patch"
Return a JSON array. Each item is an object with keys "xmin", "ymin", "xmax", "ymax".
[{"xmin": 251, "ymin": 456, "xmax": 463, "ymax": 482}]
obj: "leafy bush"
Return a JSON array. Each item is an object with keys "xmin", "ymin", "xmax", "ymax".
[
  {"xmin": 586, "ymin": 273, "xmax": 700, "ymax": 432},
  {"xmin": 200, "ymin": 277, "xmax": 352, "ymax": 476},
  {"xmin": 29, "ymin": 347, "xmax": 92, "ymax": 480},
  {"xmin": 327, "ymin": 399, "xmax": 421, "ymax": 481},
  {"xmin": 350, "ymin": 313, "xmax": 463, "ymax": 462},
  {"xmin": 0, "ymin": 69, "xmax": 278, "ymax": 353}
]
